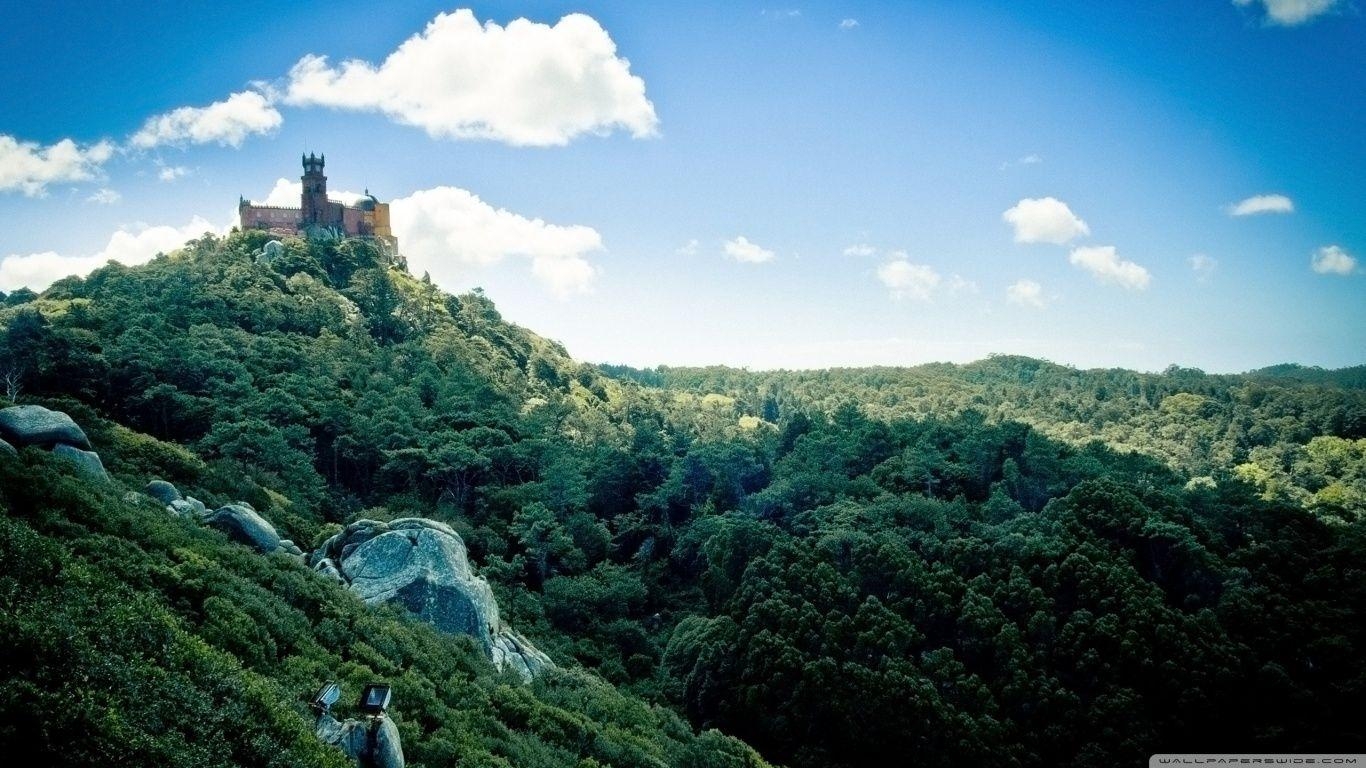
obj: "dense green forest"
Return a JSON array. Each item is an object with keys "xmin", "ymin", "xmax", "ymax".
[{"xmin": 1, "ymin": 230, "xmax": 1362, "ymax": 766}]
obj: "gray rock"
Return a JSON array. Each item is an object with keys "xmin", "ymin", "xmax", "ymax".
[
  {"xmin": 0, "ymin": 437, "xmax": 16, "ymax": 459},
  {"xmin": 203, "ymin": 503, "xmax": 281, "ymax": 553},
  {"xmin": 318, "ymin": 517, "xmax": 552, "ymax": 681},
  {"xmin": 0, "ymin": 405, "xmax": 91, "ymax": 449},
  {"xmin": 342, "ymin": 523, "xmax": 498, "ymax": 650},
  {"xmin": 278, "ymin": 539, "xmax": 304, "ymax": 556},
  {"xmin": 492, "ymin": 629, "xmax": 555, "ymax": 681},
  {"xmin": 258, "ymin": 240, "xmax": 285, "ymax": 265},
  {"xmin": 52, "ymin": 444, "xmax": 108, "ymax": 481},
  {"xmin": 313, "ymin": 558, "xmax": 346, "ymax": 585},
  {"xmin": 168, "ymin": 499, "xmax": 197, "ymax": 517},
  {"xmin": 145, "ymin": 479, "xmax": 182, "ymax": 504},
  {"xmin": 315, "ymin": 711, "xmax": 404, "ymax": 768},
  {"xmin": 184, "ymin": 496, "xmax": 208, "ymax": 516}
]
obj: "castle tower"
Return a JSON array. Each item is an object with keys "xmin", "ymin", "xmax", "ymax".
[{"xmin": 301, "ymin": 153, "xmax": 328, "ymax": 225}]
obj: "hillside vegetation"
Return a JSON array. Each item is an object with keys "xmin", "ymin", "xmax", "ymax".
[{"xmin": 1, "ymin": 230, "xmax": 1363, "ymax": 767}]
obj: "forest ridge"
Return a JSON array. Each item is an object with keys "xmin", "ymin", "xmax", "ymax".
[{"xmin": 0, "ymin": 230, "xmax": 1362, "ymax": 767}]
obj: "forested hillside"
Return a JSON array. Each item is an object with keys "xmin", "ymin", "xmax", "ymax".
[
  {"xmin": 601, "ymin": 359, "xmax": 1365, "ymax": 521},
  {"xmin": 1, "ymin": 230, "xmax": 1363, "ymax": 767}
]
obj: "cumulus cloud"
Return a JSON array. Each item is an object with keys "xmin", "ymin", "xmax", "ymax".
[
  {"xmin": 839, "ymin": 18, "xmax": 859, "ymax": 29},
  {"xmin": 158, "ymin": 165, "xmax": 190, "ymax": 182},
  {"xmin": 86, "ymin": 188, "xmax": 121, "ymax": 205},
  {"xmin": 1311, "ymin": 245, "xmax": 1357, "ymax": 275},
  {"xmin": 255, "ymin": 178, "xmax": 365, "ymax": 208},
  {"xmin": 877, "ymin": 257, "xmax": 941, "ymax": 300},
  {"xmin": 0, "ymin": 217, "xmax": 223, "ymax": 292},
  {"xmin": 0, "ymin": 135, "xmax": 115, "ymax": 196},
  {"xmin": 842, "ymin": 243, "xmax": 877, "ymax": 257},
  {"xmin": 1189, "ymin": 254, "xmax": 1218, "ymax": 281},
  {"xmin": 283, "ymin": 9, "xmax": 657, "ymax": 147},
  {"xmin": 1068, "ymin": 245, "xmax": 1151, "ymax": 290},
  {"xmin": 1002, "ymin": 197, "xmax": 1090, "ymax": 244},
  {"xmin": 388, "ymin": 186, "xmax": 602, "ymax": 298},
  {"xmin": 676, "ymin": 239, "xmax": 699, "ymax": 256},
  {"xmin": 723, "ymin": 236, "xmax": 775, "ymax": 264},
  {"xmin": 249, "ymin": 180, "xmax": 600, "ymax": 296},
  {"xmin": 1006, "ymin": 278, "xmax": 1046, "ymax": 308},
  {"xmin": 530, "ymin": 253, "xmax": 598, "ymax": 297},
  {"xmin": 259, "ymin": 178, "xmax": 300, "ymax": 207},
  {"xmin": 130, "ymin": 90, "xmax": 282, "ymax": 149},
  {"xmin": 1227, "ymin": 193, "xmax": 1294, "ymax": 216},
  {"xmin": 1233, "ymin": 0, "xmax": 1341, "ymax": 26}
]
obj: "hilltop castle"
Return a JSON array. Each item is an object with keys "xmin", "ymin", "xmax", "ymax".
[{"xmin": 238, "ymin": 153, "xmax": 398, "ymax": 252}]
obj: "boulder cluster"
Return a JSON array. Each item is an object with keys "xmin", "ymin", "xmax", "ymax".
[
  {"xmin": 0, "ymin": 405, "xmax": 108, "ymax": 481},
  {"xmin": 2, "ymin": 403, "xmax": 557, "ymax": 766},
  {"xmin": 143, "ymin": 478, "xmax": 305, "ymax": 559}
]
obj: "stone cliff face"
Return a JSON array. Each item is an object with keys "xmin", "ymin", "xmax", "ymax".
[{"xmin": 312, "ymin": 518, "xmax": 554, "ymax": 681}]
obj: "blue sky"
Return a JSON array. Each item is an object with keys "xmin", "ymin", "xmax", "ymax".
[{"xmin": 1, "ymin": 0, "xmax": 1362, "ymax": 372}]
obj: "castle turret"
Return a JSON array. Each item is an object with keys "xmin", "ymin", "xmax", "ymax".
[{"xmin": 301, "ymin": 153, "xmax": 328, "ymax": 226}]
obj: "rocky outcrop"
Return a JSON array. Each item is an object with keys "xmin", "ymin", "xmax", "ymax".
[
  {"xmin": 0, "ymin": 405, "xmax": 91, "ymax": 449},
  {"xmin": 312, "ymin": 518, "xmax": 553, "ymax": 681},
  {"xmin": 257, "ymin": 240, "xmax": 285, "ymax": 265},
  {"xmin": 53, "ymin": 444, "xmax": 108, "ymax": 481},
  {"xmin": 315, "ymin": 709, "xmax": 404, "ymax": 768},
  {"xmin": 140, "ymin": 479, "xmax": 297, "ymax": 559},
  {"xmin": 203, "ymin": 502, "xmax": 282, "ymax": 554},
  {"xmin": 0, "ymin": 405, "xmax": 108, "ymax": 482},
  {"xmin": 491, "ymin": 629, "xmax": 554, "ymax": 682}
]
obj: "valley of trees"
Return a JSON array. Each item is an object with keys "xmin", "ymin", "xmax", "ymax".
[{"xmin": 1, "ymin": 230, "xmax": 1362, "ymax": 766}]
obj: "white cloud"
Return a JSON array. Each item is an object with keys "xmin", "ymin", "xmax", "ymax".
[
  {"xmin": 723, "ymin": 236, "xmax": 775, "ymax": 264},
  {"xmin": 839, "ymin": 18, "xmax": 859, "ymax": 29},
  {"xmin": 255, "ymin": 178, "xmax": 365, "ymax": 208},
  {"xmin": 0, "ymin": 135, "xmax": 114, "ymax": 196},
  {"xmin": 1189, "ymin": 254, "xmax": 1218, "ymax": 281},
  {"xmin": 130, "ymin": 90, "xmax": 282, "ymax": 149},
  {"xmin": 1068, "ymin": 245, "xmax": 1151, "ymax": 290},
  {"xmin": 0, "ymin": 216, "xmax": 223, "ymax": 292},
  {"xmin": 947, "ymin": 274, "xmax": 978, "ymax": 295},
  {"xmin": 877, "ymin": 257, "xmax": 940, "ymax": 300},
  {"xmin": 86, "ymin": 188, "xmax": 121, "ymax": 205},
  {"xmin": 1006, "ymin": 278, "xmax": 1046, "ymax": 308},
  {"xmin": 388, "ymin": 185, "xmax": 602, "ymax": 298},
  {"xmin": 842, "ymin": 243, "xmax": 877, "ymax": 257},
  {"xmin": 1233, "ymin": 0, "xmax": 1341, "ymax": 26},
  {"xmin": 999, "ymin": 153, "xmax": 1043, "ymax": 170},
  {"xmin": 158, "ymin": 165, "xmax": 190, "ymax": 182},
  {"xmin": 1311, "ymin": 245, "xmax": 1357, "ymax": 275},
  {"xmin": 676, "ymin": 239, "xmax": 699, "ymax": 256},
  {"xmin": 284, "ymin": 9, "xmax": 657, "ymax": 147},
  {"xmin": 1227, "ymin": 193, "xmax": 1294, "ymax": 216},
  {"xmin": 530, "ymin": 253, "xmax": 598, "ymax": 297},
  {"xmin": 1002, "ymin": 197, "xmax": 1090, "ymax": 244},
  {"xmin": 260, "ymin": 178, "xmax": 301, "ymax": 207}
]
